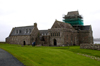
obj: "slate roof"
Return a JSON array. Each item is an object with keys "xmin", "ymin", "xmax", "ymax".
[
  {"xmin": 39, "ymin": 30, "xmax": 48, "ymax": 34},
  {"xmin": 10, "ymin": 26, "xmax": 34, "ymax": 36},
  {"xmin": 73, "ymin": 25, "xmax": 91, "ymax": 30}
]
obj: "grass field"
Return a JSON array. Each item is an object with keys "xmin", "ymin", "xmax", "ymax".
[{"xmin": 0, "ymin": 43, "xmax": 100, "ymax": 66}]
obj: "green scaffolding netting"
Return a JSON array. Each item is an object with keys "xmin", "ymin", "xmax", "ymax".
[{"xmin": 63, "ymin": 18, "xmax": 84, "ymax": 26}]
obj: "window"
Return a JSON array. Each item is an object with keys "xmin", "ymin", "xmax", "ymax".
[
  {"xmin": 19, "ymin": 30, "xmax": 21, "ymax": 33},
  {"xmin": 57, "ymin": 33, "xmax": 58, "ymax": 36},
  {"xmin": 55, "ymin": 33, "xmax": 57, "ymax": 36},
  {"xmin": 54, "ymin": 33, "xmax": 55, "ymax": 36},
  {"xmin": 16, "ymin": 30, "xmax": 19, "ymax": 34},
  {"xmin": 29, "ymin": 29, "xmax": 31, "ymax": 33},
  {"xmin": 51, "ymin": 33, "xmax": 60, "ymax": 36},
  {"xmin": 53, "ymin": 33, "xmax": 54, "ymax": 36},
  {"xmin": 25, "ymin": 29, "xmax": 28, "ymax": 33},
  {"xmin": 58, "ymin": 32, "xmax": 60, "ymax": 36}
]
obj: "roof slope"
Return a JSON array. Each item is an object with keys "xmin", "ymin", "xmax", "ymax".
[
  {"xmin": 52, "ymin": 20, "xmax": 74, "ymax": 29},
  {"xmin": 39, "ymin": 30, "xmax": 48, "ymax": 34},
  {"xmin": 10, "ymin": 26, "xmax": 34, "ymax": 36}
]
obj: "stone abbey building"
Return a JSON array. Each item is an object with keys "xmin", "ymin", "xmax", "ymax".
[{"xmin": 6, "ymin": 11, "xmax": 93, "ymax": 46}]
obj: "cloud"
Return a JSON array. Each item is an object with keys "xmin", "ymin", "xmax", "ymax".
[{"xmin": 0, "ymin": 0, "xmax": 100, "ymax": 41}]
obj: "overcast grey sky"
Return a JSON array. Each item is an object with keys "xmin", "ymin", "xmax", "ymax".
[{"xmin": 0, "ymin": 0, "xmax": 100, "ymax": 41}]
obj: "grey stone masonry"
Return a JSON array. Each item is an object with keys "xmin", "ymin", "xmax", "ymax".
[{"xmin": 80, "ymin": 44, "xmax": 100, "ymax": 50}]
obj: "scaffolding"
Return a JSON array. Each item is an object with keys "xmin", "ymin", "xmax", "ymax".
[
  {"xmin": 63, "ymin": 11, "xmax": 84, "ymax": 26},
  {"xmin": 63, "ymin": 18, "xmax": 83, "ymax": 26}
]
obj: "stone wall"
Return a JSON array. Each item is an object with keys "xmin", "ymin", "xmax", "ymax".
[
  {"xmin": 78, "ymin": 30, "xmax": 93, "ymax": 44},
  {"xmin": 43, "ymin": 36, "xmax": 50, "ymax": 45},
  {"xmin": 79, "ymin": 31, "xmax": 90, "ymax": 44},
  {"xmin": 6, "ymin": 35, "xmax": 31, "ymax": 45},
  {"xmin": 38, "ymin": 36, "xmax": 50, "ymax": 46},
  {"xmin": 49, "ymin": 28, "xmax": 79, "ymax": 46},
  {"xmin": 80, "ymin": 44, "xmax": 100, "ymax": 50},
  {"xmin": 49, "ymin": 28, "xmax": 64, "ymax": 46},
  {"xmin": 64, "ymin": 30, "xmax": 79, "ymax": 46},
  {"xmin": 0, "ymin": 42, "xmax": 6, "ymax": 44}
]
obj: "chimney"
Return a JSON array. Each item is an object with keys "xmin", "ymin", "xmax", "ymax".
[{"xmin": 34, "ymin": 23, "xmax": 37, "ymax": 27}]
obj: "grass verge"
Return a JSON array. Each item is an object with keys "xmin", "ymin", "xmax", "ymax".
[{"xmin": 0, "ymin": 43, "xmax": 100, "ymax": 66}]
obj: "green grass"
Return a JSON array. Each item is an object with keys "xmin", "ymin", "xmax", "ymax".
[{"xmin": 0, "ymin": 43, "xmax": 100, "ymax": 66}]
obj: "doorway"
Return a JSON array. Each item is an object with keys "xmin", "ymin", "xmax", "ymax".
[
  {"xmin": 23, "ymin": 41, "xmax": 26, "ymax": 45},
  {"xmin": 54, "ymin": 39, "xmax": 57, "ymax": 46}
]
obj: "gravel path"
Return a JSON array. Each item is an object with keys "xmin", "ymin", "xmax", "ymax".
[{"xmin": 0, "ymin": 49, "xmax": 25, "ymax": 66}]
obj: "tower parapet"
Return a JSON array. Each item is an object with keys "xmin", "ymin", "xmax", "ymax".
[{"xmin": 63, "ymin": 11, "xmax": 83, "ymax": 26}]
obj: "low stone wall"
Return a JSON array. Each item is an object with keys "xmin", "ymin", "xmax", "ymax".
[
  {"xmin": 0, "ymin": 42, "xmax": 6, "ymax": 44},
  {"xmin": 80, "ymin": 44, "xmax": 100, "ymax": 50}
]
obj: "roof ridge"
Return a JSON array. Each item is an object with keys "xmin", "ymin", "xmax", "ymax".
[
  {"xmin": 15, "ymin": 25, "xmax": 34, "ymax": 28},
  {"xmin": 55, "ymin": 20, "xmax": 73, "ymax": 29},
  {"xmin": 56, "ymin": 20, "xmax": 71, "ymax": 25}
]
